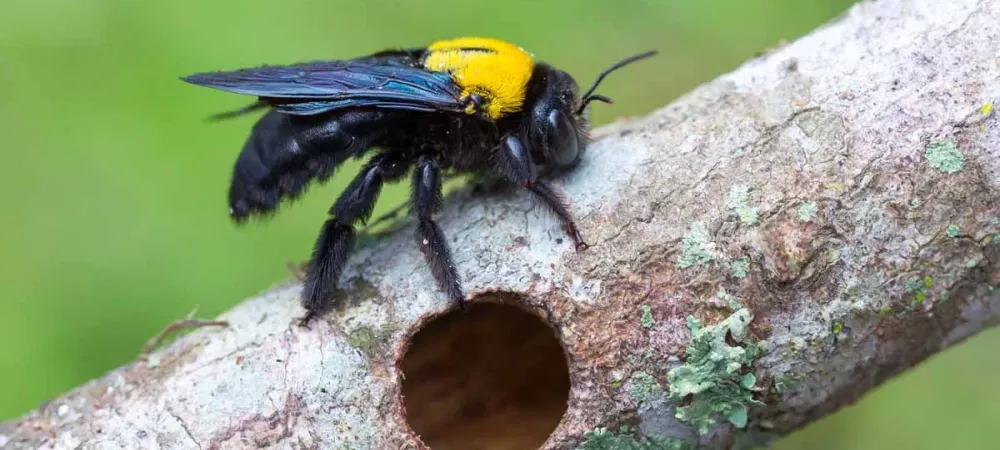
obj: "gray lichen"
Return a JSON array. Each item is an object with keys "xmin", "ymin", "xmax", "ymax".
[
  {"xmin": 678, "ymin": 222, "xmax": 715, "ymax": 269},
  {"xmin": 772, "ymin": 373, "xmax": 798, "ymax": 393},
  {"xmin": 667, "ymin": 310, "xmax": 764, "ymax": 434},
  {"xmin": 641, "ymin": 305, "xmax": 655, "ymax": 328},
  {"xmin": 578, "ymin": 426, "xmax": 692, "ymax": 450},
  {"xmin": 730, "ymin": 256, "xmax": 750, "ymax": 278},
  {"xmin": 905, "ymin": 276, "xmax": 933, "ymax": 305},
  {"xmin": 797, "ymin": 201, "xmax": 818, "ymax": 222},
  {"xmin": 925, "ymin": 139, "xmax": 964, "ymax": 173},
  {"xmin": 629, "ymin": 371, "xmax": 662, "ymax": 402},
  {"xmin": 715, "ymin": 288, "xmax": 742, "ymax": 310},
  {"xmin": 725, "ymin": 185, "xmax": 759, "ymax": 225}
]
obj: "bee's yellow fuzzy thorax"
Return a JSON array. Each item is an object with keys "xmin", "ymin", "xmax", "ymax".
[{"xmin": 423, "ymin": 37, "xmax": 534, "ymax": 120}]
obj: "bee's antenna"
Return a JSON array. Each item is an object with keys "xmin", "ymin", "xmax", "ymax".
[
  {"xmin": 577, "ymin": 50, "xmax": 658, "ymax": 115},
  {"xmin": 206, "ymin": 101, "xmax": 269, "ymax": 122}
]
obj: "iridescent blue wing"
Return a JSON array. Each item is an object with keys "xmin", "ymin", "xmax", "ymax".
[{"xmin": 182, "ymin": 59, "xmax": 465, "ymax": 116}]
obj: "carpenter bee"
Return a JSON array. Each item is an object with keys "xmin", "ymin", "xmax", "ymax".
[{"xmin": 182, "ymin": 37, "xmax": 656, "ymax": 326}]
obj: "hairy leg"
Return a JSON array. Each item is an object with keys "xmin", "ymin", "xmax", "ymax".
[
  {"xmin": 494, "ymin": 135, "xmax": 589, "ymax": 250},
  {"xmin": 299, "ymin": 152, "xmax": 410, "ymax": 326},
  {"xmin": 411, "ymin": 155, "xmax": 465, "ymax": 308}
]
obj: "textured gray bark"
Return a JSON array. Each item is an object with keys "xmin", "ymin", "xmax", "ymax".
[{"xmin": 3, "ymin": 0, "xmax": 999, "ymax": 448}]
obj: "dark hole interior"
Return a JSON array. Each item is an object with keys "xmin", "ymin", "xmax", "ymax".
[{"xmin": 400, "ymin": 301, "xmax": 570, "ymax": 450}]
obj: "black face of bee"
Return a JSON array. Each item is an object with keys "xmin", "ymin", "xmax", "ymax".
[
  {"xmin": 182, "ymin": 39, "xmax": 656, "ymax": 327},
  {"xmin": 524, "ymin": 64, "xmax": 587, "ymax": 170}
]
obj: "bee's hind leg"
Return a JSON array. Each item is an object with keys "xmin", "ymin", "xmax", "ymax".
[{"xmin": 298, "ymin": 152, "xmax": 412, "ymax": 327}]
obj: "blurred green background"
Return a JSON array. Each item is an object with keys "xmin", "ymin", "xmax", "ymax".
[{"xmin": 1, "ymin": 0, "xmax": 997, "ymax": 448}]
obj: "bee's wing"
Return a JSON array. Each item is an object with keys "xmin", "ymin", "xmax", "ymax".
[{"xmin": 182, "ymin": 60, "xmax": 465, "ymax": 116}]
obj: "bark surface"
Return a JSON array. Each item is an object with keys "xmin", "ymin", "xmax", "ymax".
[{"xmin": 3, "ymin": 0, "xmax": 999, "ymax": 448}]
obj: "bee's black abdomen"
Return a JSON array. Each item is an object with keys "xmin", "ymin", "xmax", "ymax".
[
  {"xmin": 227, "ymin": 111, "xmax": 294, "ymax": 220},
  {"xmin": 227, "ymin": 109, "xmax": 388, "ymax": 222}
]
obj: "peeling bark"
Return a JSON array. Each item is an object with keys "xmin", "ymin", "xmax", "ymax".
[{"xmin": 3, "ymin": 0, "xmax": 999, "ymax": 448}]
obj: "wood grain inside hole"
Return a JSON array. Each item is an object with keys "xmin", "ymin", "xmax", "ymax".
[{"xmin": 400, "ymin": 301, "xmax": 570, "ymax": 450}]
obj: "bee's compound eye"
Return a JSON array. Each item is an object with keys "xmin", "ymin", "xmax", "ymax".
[{"xmin": 547, "ymin": 109, "xmax": 579, "ymax": 167}]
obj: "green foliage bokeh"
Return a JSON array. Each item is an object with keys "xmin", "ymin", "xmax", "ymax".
[{"xmin": 2, "ymin": 1, "xmax": 997, "ymax": 448}]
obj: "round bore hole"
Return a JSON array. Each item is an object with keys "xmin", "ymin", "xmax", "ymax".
[{"xmin": 400, "ymin": 300, "xmax": 570, "ymax": 449}]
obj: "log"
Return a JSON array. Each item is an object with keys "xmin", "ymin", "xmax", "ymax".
[{"xmin": 3, "ymin": 0, "xmax": 998, "ymax": 448}]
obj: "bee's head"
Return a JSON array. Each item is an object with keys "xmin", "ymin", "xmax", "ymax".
[{"xmin": 524, "ymin": 50, "xmax": 657, "ymax": 170}]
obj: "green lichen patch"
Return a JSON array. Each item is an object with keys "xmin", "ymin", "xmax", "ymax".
[
  {"xmin": 925, "ymin": 139, "xmax": 964, "ymax": 174},
  {"xmin": 641, "ymin": 305, "xmax": 655, "ymax": 329},
  {"xmin": 826, "ymin": 248, "xmax": 840, "ymax": 264},
  {"xmin": 346, "ymin": 326, "xmax": 378, "ymax": 352},
  {"xmin": 629, "ymin": 371, "xmax": 661, "ymax": 402},
  {"xmin": 346, "ymin": 324, "xmax": 393, "ymax": 357},
  {"xmin": 725, "ymin": 185, "xmax": 759, "ymax": 225},
  {"xmin": 667, "ymin": 309, "xmax": 764, "ymax": 434},
  {"xmin": 678, "ymin": 222, "xmax": 714, "ymax": 269},
  {"xmin": 910, "ymin": 199, "xmax": 921, "ymax": 209},
  {"xmin": 772, "ymin": 373, "xmax": 798, "ymax": 393},
  {"xmin": 334, "ymin": 278, "xmax": 383, "ymax": 309},
  {"xmin": 904, "ymin": 276, "xmax": 934, "ymax": 306},
  {"xmin": 730, "ymin": 256, "xmax": 750, "ymax": 278},
  {"xmin": 981, "ymin": 102, "xmax": 993, "ymax": 117},
  {"xmin": 579, "ymin": 426, "xmax": 692, "ymax": 450},
  {"xmin": 947, "ymin": 224, "xmax": 960, "ymax": 237},
  {"xmin": 797, "ymin": 201, "xmax": 818, "ymax": 222},
  {"xmin": 716, "ymin": 288, "xmax": 741, "ymax": 310}
]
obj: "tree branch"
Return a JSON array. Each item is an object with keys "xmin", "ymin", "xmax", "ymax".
[{"xmin": 3, "ymin": 0, "xmax": 999, "ymax": 448}]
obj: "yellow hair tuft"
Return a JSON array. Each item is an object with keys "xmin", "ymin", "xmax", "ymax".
[{"xmin": 423, "ymin": 37, "xmax": 535, "ymax": 120}]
